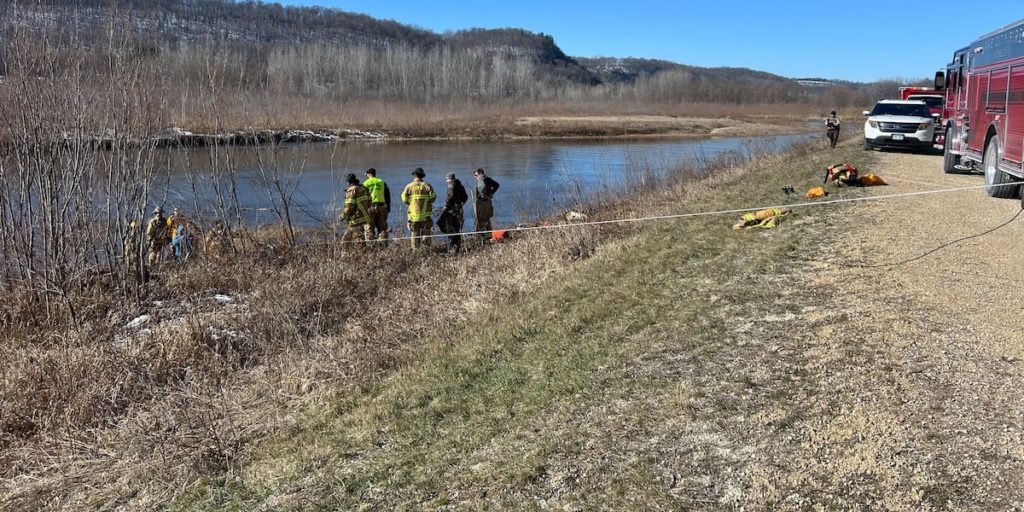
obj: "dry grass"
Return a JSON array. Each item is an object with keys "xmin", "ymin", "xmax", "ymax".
[
  {"xmin": 172, "ymin": 98, "xmax": 822, "ymax": 139},
  {"xmin": 166, "ymin": 140, "xmax": 852, "ymax": 510},
  {"xmin": 0, "ymin": 131, "xmax": 760, "ymax": 508},
  {"xmin": 0, "ymin": 134, "xmax": 829, "ymax": 510}
]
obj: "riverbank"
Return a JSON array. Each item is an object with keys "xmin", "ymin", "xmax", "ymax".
[
  {"xmin": 144, "ymin": 114, "xmax": 809, "ymax": 149},
  {"xmin": 169, "ymin": 140, "xmax": 873, "ymax": 509},
  {"xmin": 3, "ymin": 134, "xmax": 855, "ymax": 509},
  {"xmin": 159, "ymin": 147, "xmax": 1024, "ymax": 509}
]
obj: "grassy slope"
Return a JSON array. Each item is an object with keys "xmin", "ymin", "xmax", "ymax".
[{"xmin": 177, "ymin": 143, "xmax": 876, "ymax": 510}]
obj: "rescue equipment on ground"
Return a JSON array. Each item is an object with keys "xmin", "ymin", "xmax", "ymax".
[
  {"xmin": 860, "ymin": 173, "xmax": 887, "ymax": 186},
  {"xmin": 732, "ymin": 208, "xmax": 792, "ymax": 230},
  {"xmin": 806, "ymin": 186, "xmax": 828, "ymax": 199},
  {"xmin": 824, "ymin": 163, "xmax": 859, "ymax": 186}
]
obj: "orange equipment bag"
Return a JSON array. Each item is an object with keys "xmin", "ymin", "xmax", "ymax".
[
  {"xmin": 860, "ymin": 173, "xmax": 887, "ymax": 186},
  {"xmin": 806, "ymin": 186, "xmax": 827, "ymax": 199}
]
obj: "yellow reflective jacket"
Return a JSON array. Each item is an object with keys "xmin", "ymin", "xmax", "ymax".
[
  {"xmin": 401, "ymin": 180, "xmax": 436, "ymax": 222},
  {"xmin": 343, "ymin": 184, "xmax": 371, "ymax": 225},
  {"xmin": 363, "ymin": 177, "xmax": 389, "ymax": 205}
]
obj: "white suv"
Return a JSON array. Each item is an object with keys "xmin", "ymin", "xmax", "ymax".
[{"xmin": 863, "ymin": 99, "xmax": 936, "ymax": 153}]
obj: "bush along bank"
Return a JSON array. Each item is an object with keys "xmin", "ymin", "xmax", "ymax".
[{"xmin": 1, "ymin": 139, "xmax": 873, "ymax": 510}]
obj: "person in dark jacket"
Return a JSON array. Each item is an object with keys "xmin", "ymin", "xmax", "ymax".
[
  {"xmin": 442, "ymin": 172, "xmax": 469, "ymax": 251},
  {"xmin": 825, "ymin": 111, "xmax": 841, "ymax": 149},
  {"xmin": 472, "ymin": 168, "xmax": 500, "ymax": 240}
]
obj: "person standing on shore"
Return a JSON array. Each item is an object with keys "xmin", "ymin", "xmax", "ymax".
[
  {"xmin": 341, "ymin": 173, "xmax": 372, "ymax": 245},
  {"xmin": 167, "ymin": 206, "xmax": 186, "ymax": 232},
  {"xmin": 401, "ymin": 168, "xmax": 437, "ymax": 251},
  {"xmin": 472, "ymin": 168, "xmax": 500, "ymax": 240},
  {"xmin": 123, "ymin": 218, "xmax": 146, "ymax": 282},
  {"xmin": 145, "ymin": 206, "xmax": 170, "ymax": 267},
  {"xmin": 165, "ymin": 206, "xmax": 195, "ymax": 261},
  {"xmin": 204, "ymin": 221, "xmax": 229, "ymax": 261},
  {"xmin": 825, "ymin": 111, "xmax": 841, "ymax": 149},
  {"xmin": 363, "ymin": 168, "xmax": 391, "ymax": 242},
  {"xmin": 442, "ymin": 172, "xmax": 469, "ymax": 252}
]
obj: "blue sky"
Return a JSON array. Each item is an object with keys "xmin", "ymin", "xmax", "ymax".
[{"xmin": 281, "ymin": 1, "xmax": 1022, "ymax": 82}]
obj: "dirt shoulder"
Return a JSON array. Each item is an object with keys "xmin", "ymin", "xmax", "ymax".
[{"xmin": 792, "ymin": 150, "xmax": 1024, "ymax": 508}]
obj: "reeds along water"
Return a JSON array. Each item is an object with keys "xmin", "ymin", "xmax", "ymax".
[{"xmin": 0, "ymin": 122, "xmax": 826, "ymax": 510}]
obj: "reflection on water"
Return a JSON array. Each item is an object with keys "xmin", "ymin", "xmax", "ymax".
[{"xmin": 158, "ymin": 133, "xmax": 815, "ymax": 230}]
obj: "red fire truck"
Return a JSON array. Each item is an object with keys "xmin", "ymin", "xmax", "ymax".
[
  {"xmin": 935, "ymin": 17, "xmax": 1024, "ymax": 199},
  {"xmin": 899, "ymin": 86, "xmax": 944, "ymax": 116},
  {"xmin": 899, "ymin": 86, "xmax": 944, "ymax": 145}
]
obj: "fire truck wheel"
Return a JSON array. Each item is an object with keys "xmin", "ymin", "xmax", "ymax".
[
  {"xmin": 942, "ymin": 128, "xmax": 960, "ymax": 174},
  {"xmin": 984, "ymin": 138, "xmax": 1019, "ymax": 199}
]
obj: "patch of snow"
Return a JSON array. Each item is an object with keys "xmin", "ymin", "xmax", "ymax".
[
  {"xmin": 342, "ymin": 129, "xmax": 385, "ymax": 139},
  {"xmin": 763, "ymin": 313, "xmax": 797, "ymax": 322},
  {"xmin": 280, "ymin": 130, "xmax": 338, "ymax": 143},
  {"xmin": 126, "ymin": 314, "xmax": 151, "ymax": 329},
  {"xmin": 209, "ymin": 328, "xmax": 241, "ymax": 341},
  {"xmin": 564, "ymin": 211, "xmax": 588, "ymax": 223},
  {"xmin": 167, "ymin": 127, "xmax": 194, "ymax": 137},
  {"xmin": 112, "ymin": 334, "xmax": 131, "ymax": 350}
]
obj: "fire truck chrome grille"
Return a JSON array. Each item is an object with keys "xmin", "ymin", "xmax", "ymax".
[{"xmin": 879, "ymin": 123, "xmax": 919, "ymax": 133}]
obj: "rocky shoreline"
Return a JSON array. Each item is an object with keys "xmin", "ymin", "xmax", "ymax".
[
  {"xmin": 142, "ymin": 127, "xmax": 386, "ymax": 149},
  {"xmin": 83, "ymin": 116, "xmax": 812, "ymax": 150}
]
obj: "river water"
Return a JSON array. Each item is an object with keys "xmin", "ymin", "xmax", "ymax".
[{"xmin": 159, "ymin": 132, "xmax": 816, "ymax": 230}]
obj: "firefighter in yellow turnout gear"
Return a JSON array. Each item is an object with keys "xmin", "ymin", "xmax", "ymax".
[
  {"xmin": 145, "ymin": 206, "xmax": 170, "ymax": 266},
  {"xmin": 732, "ymin": 207, "xmax": 792, "ymax": 230},
  {"xmin": 401, "ymin": 167, "xmax": 437, "ymax": 250},
  {"xmin": 341, "ymin": 173, "xmax": 373, "ymax": 245}
]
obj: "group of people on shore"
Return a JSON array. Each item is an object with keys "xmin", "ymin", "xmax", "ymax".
[
  {"xmin": 135, "ymin": 166, "xmax": 501, "ymax": 272},
  {"xmin": 340, "ymin": 166, "xmax": 500, "ymax": 251},
  {"xmin": 142, "ymin": 206, "xmax": 195, "ymax": 267}
]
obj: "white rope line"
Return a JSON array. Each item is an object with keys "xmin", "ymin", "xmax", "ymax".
[{"xmin": 313, "ymin": 181, "xmax": 1018, "ymax": 246}]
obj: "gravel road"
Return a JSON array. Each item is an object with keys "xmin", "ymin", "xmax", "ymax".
[{"xmin": 790, "ymin": 150, "xmax": 1024, "ymax": 509}]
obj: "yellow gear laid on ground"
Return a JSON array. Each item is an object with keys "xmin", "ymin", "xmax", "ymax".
[
  {"xmin": 860, "ymin": 173, "xmax": 887, "ymax": 186},
  {"xmin": 732, "ymin": 207, "xmax": 792, "ymax": 230},
  {"xmin": 806, "ymin": 186, "xmax": 827, "ymax": 199}
]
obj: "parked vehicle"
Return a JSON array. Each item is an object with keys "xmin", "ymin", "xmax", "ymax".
[
  {"xmin": 899, "ymin": 86, "xmax": 944, "ymax": 146},
  {"xmin": 934, "ymin": 17, "xmax": 1024, "ymax": 199},
  {"xmin": 899, "ymin": 86, "xmax": 944, "ymax": 116},
  {"xmin": 863, "ymin": 99, "xmax": 936, "ymax": 153}
]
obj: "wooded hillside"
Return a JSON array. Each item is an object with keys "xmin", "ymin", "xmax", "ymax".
[{"xmin": 0, "ymin": 0, "xmax": 902, "ymax": 110}]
